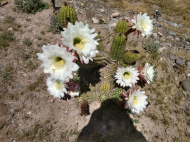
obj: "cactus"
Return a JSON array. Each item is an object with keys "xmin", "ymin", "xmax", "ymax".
[
  {"xmin": 110, "ymin": 34, "xmax": 126, "ymax": 62},
  {"xmin": 50, "ymin": 14, "xmax": 60, "ymax": 34},
  {"xmin": 95, "ymin": 34, "xmax": 104, "ymax": 51},
  {"xmin": 100, "ymin": 82, "xmax": 111, "ymax": 92},
  {"xmin": 111, "ymin": 88, "xmax": 123, "ymax": 99},
  {"xmin": 100, "ymin": 64, "xmax": 117, "ymax": 82},
  {"xmin": 99, "ymin": 93, "xmax": 110, "ymax": 103},
  {"xmin": 76, "ymin": 92, "xmax": 97, "ymax": 107},
  {"xmin": 123, "ymin": 51, "xmax": 140, "ymax": 64},
  {"xmin": 59, "ymin": 6, "xmax": 77, "ymax": 28},
  {"xmin": 115, "ymin": 20, "xmax": 130, "ymax": 34}
]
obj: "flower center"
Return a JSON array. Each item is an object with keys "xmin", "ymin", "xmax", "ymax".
[
  {"xmin": 51, "ymin": 57, "xmax": 66, "ymax": 74},
  {"xmin": 133, "ymin": 96, "xmax": 138, "ymax": 105},
  {"xmin": 55, "ymin": 82, "xmax": 61, "ymax": 90},
  {"xmin": 73, "ymin": 37, "xmax": 87, "ymax": 50},
  {"xmin": 123, "ymin": 71, "xmax": 130, "ymax": 79},
  {"xmin": 141, "ymin": 21, "xmax": 147, "ymax": 29}
]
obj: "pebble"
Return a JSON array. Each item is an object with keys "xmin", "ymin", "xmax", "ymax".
[
  {"xmin": 7, "ymin": 27, "xmax": 13, "ymax": 31},
  {"xmin": 166, "ymin": 43, "xmax": 172, "ymax": 48},
  {"xmin": 181, "ymin": 38, "xmax": 186, "ymax": 44},
  {"xmin": 158, "ymin": 32, "xmax": 163, "ymax": 37},
  {"xmin": 65, "ymin": 111, "xmax": 67, "ymax": 114},
  {"xmin": 165, "ymin": 129, "xmax": 169, "ymax": 134},
  {"xmin": 187, "ymin": 42, "xmax": 189, "ymax": 46},
  {"xmin": 175, "ymin": 58, "xmax": 185, "ymax": 65},
  {"xmin": 180, "ymin": 80, "xmax": 190, "ymax": 92},
  {"xmin": 92, "ymin": 17, "xmax": 99, "ymax": 24},
  {"xmin": 152, "ymin": 18, "xmax": 157, "ymax": 24},
  {"xmin": 158, "ymin": 46, "xmax": 167, "ymax": 53},
  {"xmin": 34, "ymin": 18, "xmax": 41, "ymax": 25},
  {"xmin": 186, "ymin": 73, "xmax": 190, "ymax": 77},
  {"xmin": 155, "ymin": 23, "xmax": 161, "ymax": 28},
  {"xmin": 175, "ymin": 37, "xmax": 180, "ymax": 41},
  {"xmin": 168, "ymin": 31, "xmax": 176, "ymax": 36},
  {"xmin": 186, "ymin": 60, "xmax": 190, "ymax": 67},
  {"xmin": 152, "ymin": 33, "xmax": 157, "ymax": 39},
  {"xmin": 111, "ymin": 12, "xmax": 120, "ymax": 18},
  {"xmin": 167, "ymin": 35, "xmax": 174, "ymax": 40}
]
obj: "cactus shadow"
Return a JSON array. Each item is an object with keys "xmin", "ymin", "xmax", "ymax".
[
  {"xmin": 78, "ymin": 66, "xmax": 102, "ymax": 94},
  {"xmin": 77, "ymin": 99, "xmax": 147, "ymax": 142}
]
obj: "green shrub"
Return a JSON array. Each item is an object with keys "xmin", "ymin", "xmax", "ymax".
[
  {"xmin": 14, "ymin": 0, "xmax": 49, "ymax": 14},
  {"xmin": 50, "ymin": 14, "xmax": 60, "ymax": 34},
  {"xmin": 144, "ymin": 42, "xmax": 160, "ymax": 52}
]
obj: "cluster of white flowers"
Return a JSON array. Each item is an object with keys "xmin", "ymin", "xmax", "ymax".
[
  {"xmin": 115, "ymin": 62, "xmax": 154, "ymax": 114},
  {"xmin": 37, "ymin": 21, "xmax": 99, "ymax": 98},
  {"xmin": 37, "ymin": 11, "xmax": 154, "ymax": 115}
]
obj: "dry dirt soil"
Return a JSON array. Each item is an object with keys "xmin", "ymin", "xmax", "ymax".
[{"xmin": 0, "ymin": 0, "xmax": 190, "ymax": 142}]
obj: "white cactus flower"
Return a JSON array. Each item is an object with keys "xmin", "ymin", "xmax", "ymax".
[
  {"xmin": 37, "ymin": 44, "xmax": 79, "ymax": 82},
  {"xmin": 139, "ymin": 63, "xmax": 154, "ymax": 84},
  {"xmin": 46, "ymin": 77, "xmax": 67, "ymax": 98},
  {"xmin": 131, "ymin": 12, "xmax": 153, "ymax": 37},
  {"xmin": 115, "ymin": 66, "xmax": 139, "ymax": 88},
  {"xmin": 61, "ymin": 21, "xmax": 99, "ymax": 64},
  {"xmin": 125, "ymin": 89, "xmax": 148, "ymax": 114}
]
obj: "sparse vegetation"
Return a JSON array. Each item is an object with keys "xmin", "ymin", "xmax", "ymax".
[
  {"xmin": 23, "ymin": 37, "xmax": 32, "ymax": 46},
  {"xmin": 14, "ymin": 0, "xmax": 49, "ymax": 14},
  {"xmin": 144, "ymin": 42, "xmax": 160, "ymax": 53}
]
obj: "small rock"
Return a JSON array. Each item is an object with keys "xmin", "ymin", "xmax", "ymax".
[
  {"xmin": 155, "ymin": 23, "xmax": 161, "ymax": 28},
  {"xmin": 99, "ymin": 9, "xmax": 105, "ymax": 13},
  {"xmin": 181, "ymin": 33, "xmax": 188, "ymax": 38},
  {"xmin": 175, "ymin": 58, "xmax": 185, "ymax": 65},
  {"xmin": 186, "ymin": 73, "xmax": 190, "ymax": 77},
  {"xmin": 168, "ymin": 31, "xmax": 176, "ymax": 37},
  {"xmin": 158, "ymin": 46, "xmax": 167, "ymax": 53},
  {"xmin": 92, "ymin": 17, "xmax": 99, "ymax": 24},
  {"xmin": 111, "ymin": 12, "xmax": 120, "ymax": 18},
  {"xmin": 165, "ymin": 129, "xmax": 169, "ymax": 134},
  {"xmin": 152, "ymin": 18, "xmax": 157, "ymax": 24},
  {"xmin": 166, "ymin": 43, "xmax": 172, "ymax": 47},
  {"xmin": 65, "ymin": 111, "xmax": 67, "ymax": 114},
  {"xmin": 155, "ymin": 40, "xmax": 159, "ymax": 44},
  {"xmin": 187, "ymin": 42, "xmax": 189, "ymax": 46},
  {"xmin": 41, "ymin": 107, "xmax": 44, "ymax": 110},
  {"xmin": 160, "ymin": 37, "xmax": 166, "ymax": 41},
  {"xmin": 158, "ymin": 32, "xmax": 163, "ymax": 37},
  {"xmin": 34, "ymin": 18, "xmax": 41, "ymax": 25},
  {"xmin": 23, "ymin": 73, "xmax": 27, "ymax": 77},
  {"xmin": 175, "ymin": 37, "xmax": 180, "ymax": 41},
  {"xmin": 167, "ymin": 35, "xmax": 174, "ymax": 40},
  {"xmin": 152, "ymin": 33, "xmax": 157, "ymax": 39},
  {"xmin": 7, "ymin": 27, "xmax": 13, "ymax": 31},
  {"xmin": 186, "ymin": 60, "xmax": 190, "ymax": 67},
  {"xmin": 102, "ymin": 125, "xmax": 107, "ymax": 132},
  {"xmin": 181, "ymin": 38, "xmax": 186, "ymax": 44},
  {"xmin": 180, "ymin": 80, "xmax": 190, "ymax": 92}
]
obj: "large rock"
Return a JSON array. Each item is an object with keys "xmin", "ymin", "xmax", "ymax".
[
  {"xmin": 111, "ymin": 12, "xmax": 120, "ymax": 18},
  {"xmin": 180, "ymin": 80, "xmax": 190, "ymax": 92}
]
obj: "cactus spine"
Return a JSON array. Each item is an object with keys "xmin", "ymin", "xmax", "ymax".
[{"xmin": 59, "ymin": 6, "xmax": 77, "ymax": 28}]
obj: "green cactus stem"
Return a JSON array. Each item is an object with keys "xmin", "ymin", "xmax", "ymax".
[
  {"xmin": 115, "ymin": 20, "xmax": 130, "ymax": 34},
  {"xmin": 110, "ymin": 34, "xmax": 126, "ymax": 62},
  {"xmin": 99, "ymin": 93, "xmax": 110, "ymax": 103},
  {"xmin": 100, "ymin": 82, "xmax": 111, "ymax": 92},
  {"xmin": 59, "ymin": 6, "xmax": 77, "ymax": 28},
  {"xmin": 123, "ymin": 50, "xmax": 140, "ymax": 64},
  {"xmin": 76, "ymin": 92, "xmax": 97, "ymax": 107}
]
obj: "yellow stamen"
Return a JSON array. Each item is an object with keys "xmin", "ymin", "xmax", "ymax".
[
  {"xmin": 55, "ymin": 82, "xmax": 61, "ymax": 90},
  {"xmin": 123, "ymin": 71, "xmax": 130, "ymax": 79},
  {"xmin": 133, "ymin": 96, "xmax": 138, "ymax": 105},
  {"xmin": 74, "ymin": 39, "xmax": 87, "ymax": 50},
  {"xmin": 141, "ymin": 22, "xmax": 147, "ymax": 29},
  {"xmin": 54, "ymin": 59, "xmax": 65, "ymax": 69}
]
